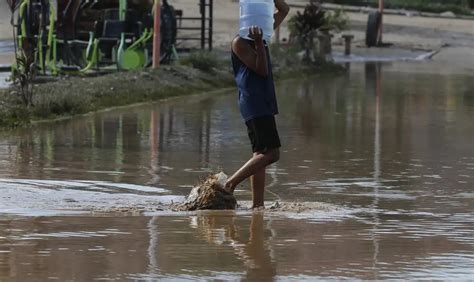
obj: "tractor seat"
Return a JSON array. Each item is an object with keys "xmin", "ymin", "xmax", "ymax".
[
  {"xmin": 100, "ymin": 20, "xmax": 126, "ymax": 40},
  {"xmin": 101, "ymin": 10, "xmax": 142, "ymax": 37}
]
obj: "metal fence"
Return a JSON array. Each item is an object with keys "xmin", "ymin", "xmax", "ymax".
[{"xmin": 175, "ymin": 0, "xmax": 214, "ymax": 51}]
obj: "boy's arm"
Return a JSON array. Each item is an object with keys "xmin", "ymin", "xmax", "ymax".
[
  {"xmin": 232, "ymin": 27, "xmax": 269, "ymax": 77},
  {"xmin": 274, "ymin": 0, "xmax": 290, "ymax": 30}
]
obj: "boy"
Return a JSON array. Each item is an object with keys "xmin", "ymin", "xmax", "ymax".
[{"xmin": 225, "ymin": 0, "xmax": 290, "ymax": 208}]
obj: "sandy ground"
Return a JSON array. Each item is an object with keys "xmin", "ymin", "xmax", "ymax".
[
  {"xmin": 0, "ymin": 53, "xmax": 13, "ymax": 64},
  {"xmin": 350, "ymin": 12, "xmax": 474, "ymax": 37},
  {"xmin": 174, "ymin": 0, "xmax": 474, "ymax": 70},
  {"xmin": 0, "ymin": 0, "xmax": 473, "ymax": 68},
  {"xmin": 0, "ymin": 2, "xmax": 11, "ymax": 40}
]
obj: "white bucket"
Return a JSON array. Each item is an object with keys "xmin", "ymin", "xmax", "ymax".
[{"xmin": 239, "ymin": 0, "xmax": 275, "ymax": 42}]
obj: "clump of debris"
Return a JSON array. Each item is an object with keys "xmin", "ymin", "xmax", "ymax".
[{"xmin": 174, "ymin": 172, "xmax": 237, "ymax": 211}]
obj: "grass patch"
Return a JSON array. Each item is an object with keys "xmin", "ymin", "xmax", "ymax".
[{"xmin": 180, "ymin": 51, "xmax": 223, "ymax": 73}]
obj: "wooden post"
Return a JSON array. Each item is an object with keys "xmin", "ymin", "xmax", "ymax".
[
  {"xmin": 342, "ymin": 34, "xmax": 354, "ymax": 55},
  {"xmin": 200, "ymin": 0, "xmax": 205, "ymax": 49},
  {"xmin": 378, "ymin": 0, "xmax": 384, "ymax": 44},
  {"xmin": 153, "ymin": 0, "xmax": 161, "ymax": 69},
  {"xmin": 209, "ymin": 0, "xmax": 213, "ymax": 50}
]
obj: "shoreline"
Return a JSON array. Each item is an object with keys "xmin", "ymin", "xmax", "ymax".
[
  {"xmin": 0, "ymin": 50, "xmax": 343, "ymax": 130},
  {"xmin": 29, "ymin": 85, "xmax": 237, "ymax": 127}
]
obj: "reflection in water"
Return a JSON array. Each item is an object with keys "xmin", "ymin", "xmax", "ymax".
[
  {"xmin": 242, "ymin": 214, "xmax": 277, "ymax": 281},
  {"xmin": 366, "ymin": 62, "xmax": 382, "ymax": 277},
  {"xmin": 149, "ymin": 110, "xmax": 160, "ymax": 185},
  {"xmin": 195, "ymin": 213, "xmax": 276, "ymax": 281},
  {"xmin": 146, "ymin": 213, "xmax": 277, "ymax": 281},
  {"xmin": 1, "ymin": 214, "xmax": 473, "ymax": 280}
]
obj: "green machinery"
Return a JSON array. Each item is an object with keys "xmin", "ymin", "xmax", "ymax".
[{"xmin": 15, "ymin": 0, "xmax": 178, "ymax": 75}]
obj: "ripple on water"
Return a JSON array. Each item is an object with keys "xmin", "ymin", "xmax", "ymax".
[
  {"xmin": 291, "ymin": 178, "xmax": 416, "ymax": 200},
  {"xmin": 385, "ymin": 253, "xmax": 474, "ymax": 280},
  {"xmin": 0, "ymin": 179, "xmax": 180, "ymax": 216},
  {"xmin": 365, "ymin": 211, "xmax": 474, "ymax": 245},
  {"xmin": 10, "ymin": 230, "xmax": 132, "ymax": 240}
]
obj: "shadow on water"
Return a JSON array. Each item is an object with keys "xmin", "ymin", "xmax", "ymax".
[{"xmin": 0, "ymin": 61, "xmax": 473, "ymax": 279}]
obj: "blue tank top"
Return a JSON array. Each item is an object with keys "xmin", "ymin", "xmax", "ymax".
[{"xmin": 231, "ymin": 38, "xmax": 279, "ymax": 122}]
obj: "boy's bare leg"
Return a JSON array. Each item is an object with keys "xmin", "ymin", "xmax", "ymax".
[
  {"xmin": 225, "ymin": 148, "xmax": 279, "ymax": 194},
  {"xmin": 250, "ymin": 164, "xmax": 266, "ymax": 208}
]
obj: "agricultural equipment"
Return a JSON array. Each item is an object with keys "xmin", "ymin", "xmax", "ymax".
[{"xmin": 14, "ymin": 0, "xmax": 178, "ymax": 75}]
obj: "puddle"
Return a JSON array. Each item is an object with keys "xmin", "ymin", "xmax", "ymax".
[
  {"xmin": 332, "ymin": 50, "xmax": 437, "ymax": 63},
  {"xmin": 0, "ymin": 61, "xmax": 473, "ymax": 279},
  {"xmin": 0, "ymin": 179, "xmax": 180, "ymax": 216}
]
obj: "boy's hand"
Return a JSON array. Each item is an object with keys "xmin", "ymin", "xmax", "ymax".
[
  {"xmin": 274, "ymin": 0, "xmax": 289, "ymax": 10},
  {"xmin": 273, "ymin": 0, "xmax": 290, "ymax": 30},
  {"xmin": 232, "ymin": 26, "xmax": 269, "ymax": 76},
  {"xmin": 248, "ymin": 26, "xmax": 264, "ymax": 44}
]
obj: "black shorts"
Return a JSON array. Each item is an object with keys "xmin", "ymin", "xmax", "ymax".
[{"xmin": 246, "ymin": 115, "xmax": 281, "ymax": 153}]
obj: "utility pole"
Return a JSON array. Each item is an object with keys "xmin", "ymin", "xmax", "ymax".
[{"xmin": 153, "ymin": 0, "xmax": 161, "ymax": 68}]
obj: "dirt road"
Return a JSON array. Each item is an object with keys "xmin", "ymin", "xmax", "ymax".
[{"xmin": 0, "ymin": 2, "xmax": 12, "ymax": 40}]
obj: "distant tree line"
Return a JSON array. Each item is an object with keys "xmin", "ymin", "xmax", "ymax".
[{"xmin": 325, "ymin": 0, "xmax": 474, "ymax": 15}]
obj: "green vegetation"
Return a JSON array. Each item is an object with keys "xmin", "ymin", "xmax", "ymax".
[
  {"xmin": 180, "ymin": 51, "xmax": 222, "ymax": 73},
  {"xmin": 287, "ymin": 2, "xmax": 349, "ymax": 64},
  {"xmin": 0, "ymin": 48, "xmax": 345, "ymax": 129},
  {"xmin": 327, "ymin": 0, "xmax": 473, "ymax": 15},
  {"xmin": 324, "ymin": 9, "xmax": 350, "ymax": 32},
  {"xmin": 9, "ymin": 50, "xmax": 37, "ymax": 107},
  {"xmin": 7, "ymin": 0, "xmax": 38, "ymax": 108},
  {"xmin": 288, "ymin": 2, "xmax": 349, "ymax": 40}
]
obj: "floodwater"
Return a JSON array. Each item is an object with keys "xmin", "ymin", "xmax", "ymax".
[{"xmin": 0, "ymin": 62, "xmax": 473, "ymax": 280}]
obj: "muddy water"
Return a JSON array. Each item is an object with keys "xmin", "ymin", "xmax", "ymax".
[{"xmin": 0, "ymin": 62, "xmax": 473, "ymax": 280}]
